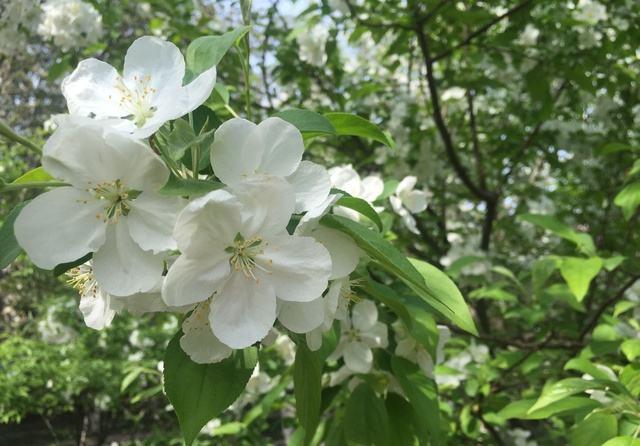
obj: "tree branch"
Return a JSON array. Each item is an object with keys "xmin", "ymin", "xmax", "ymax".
[
  {"xmin": 343, "ymin": 0, "xmax": 412, "ymax": 30},
  {"xmin": 431, "ymin": 0, "xmax": 535, "ymax": 62},
  {"xmin": 579, "ymin": 274, "xmax": 640, "ymax": 342},
  {"xmin": 414, "ymin": 23, "xmax": 495, "ymax": 203},
  {"xmin": 467, "ymin": 89, "xmax": 486, "ymax": 190}
]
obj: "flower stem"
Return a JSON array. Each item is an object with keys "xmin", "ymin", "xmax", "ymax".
[
  {"xmin": 238, "ymin": 0, "xmax": 252, "ymax": 119},
  {"xmin": 0, "ymin": 119, "xmax": 41, "ymax": 153}
]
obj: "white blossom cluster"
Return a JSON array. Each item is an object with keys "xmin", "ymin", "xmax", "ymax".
[
  {"xmin": 0, "ymin": 0, "xmax": 40, "ymax": 56},
  {"xmin": 38, "ymin": 0, "xmax": 103, "ymax": 51},
  {"xmin": 14, "ymin": 36, "xmax": 364, "ymax": 365}
]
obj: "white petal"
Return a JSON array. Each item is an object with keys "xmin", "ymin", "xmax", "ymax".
[
  {"xmin": 311, "ymin": 226, "xmax": 360, "ymax": 279},
  {"xmin": 120, "ymin": 290, "xmax": 173, "ymax": 316},
  {"xmin": 328, "ymin": 165, "xmax": 361, "ymax": 196},
  {"xmin": 258, "ymin": 235, "xmax": 331, "ymax": 302},
  {"xmin": 351, "ymin": 300, "xmax": 378, "ymax": 332},
  {"xmin": 401, "ymin": 210, "xmax": 420, "ymax": 235},
  {"xmin": 234, "ymin": 177, "xmax": 295, "ymax": 237},
  {"xmin": 306, "ymin": 327, "xmax": 324, "ymax": 351},
  {"xmin": 210, "ymin": 118, "xmax": 261, "ymax": 186},
  {"xmin": 43, "ymin": 118, "xmax": 168, "ymax": 191},
  {"xmin": 79, "ymin": 289, "xmax": 117, "ymax": 330},
  {"xmin": 123, "ymin": 36, "xmax": 185, "ymax": 93},
  {"xmin": 361, "ymin": 322, "xmax": 389, "ymax": 349},
  {"xmin": 403, "ymin": 190, "xmax": 428, "ymax": 214},
  {"xmin": 181, "ymin": 303, "xmax": 233, "ymax": 364},
  {"xmin": 295, "ymin": 193, "xmax": 341, "ymax": 235},
  {"xmin": 389, "ymin": 195, "xmax": 404, "ymax": 214},
  {"xmin": 343, "ymin": 341, "xmax": 373, "ymax": 373},
  {"xmin": 127, "ymin": 192, "xmax": 182, "ymax": 253},
  {"xmin": 396, "ymin": 176, "xmax": 417, "ymax": 196},
  {"xmin": 183, "ymin": 67, "xmax": 217, "ymax": 113},
  {"xmin": 287, "ymin": 161, "xmax": 331, "ymax": 213},
  {"xmin": 417, "ymin": 350, "xmax": 435, "ymax": 377},
  {"xmin": 92, "ymin": 220, "xmax": 164, "ymax": 296},
  {"xmin": 277, "ymin": 297, "xmax": 325, "ymax": 333},
  {"xmin": 210, "ymin": 272, "xmax": 277, "ymax": 349},
  {"xmin": 14, "ymin": 187, "xmax": 107, "ymax": 269},
  {"xmin": 61, "ymin": 59, "xmax": 126, "ymax": 119},
  {"xmin": 360, "ymin": 176, "xmax": 383, "ymax": 202},
  {"xmin": 173, "ymin": 189, "xmax": 242, "ymax": 256},
  {"xmin": 255, "ymin": 117, "xmax": 304, "ymax": 177},
  {"xmin": 162, "ymin": 254, "xmax": 230, "ymax": 307}
]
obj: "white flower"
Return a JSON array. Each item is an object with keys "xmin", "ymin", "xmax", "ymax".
[
  {"xmin": 162, "ymin": 178, "xmax": 332, "ymax": 350},
  {"xmin": 393, "ymin": 322, "xmax": 450, "ymax": 377},
  {"xmin": 277, "ymin": 196, "xmax": 361, "ymax": 349},
  {"xmin": 62, "ymin": 36, "xmax": 216, "ymax": 138},
  {"xmin": 328, "ymin": 164, "xmax": 383, "ymax": 221},
  {"xmin": 329, "ymin": 300, "xmax": 388, "ymax": 374},
  {"xmin": 296, "ymin": 22, "xmax": 329, "ymax": 66},
  {"xmin": 67, "ymin": 261, "xmax": 175, "ymax": 330},
  {"xmin": 573, "ymin": 0, "xmax": 607, "ymax": 25},
  {"xmin": 211, "ymin": 117, "xmax": 330, "ymax": 213},
  {"xmin": 14, "ymin": 117, "xmax": 182, "ymax": 296},
  {"xmin": 507, "ymin": 428, "xmax": 537, "ymax": 446},
  {"xmin": 0, "ymin": 0, "xmax": 40, "ymax": 56},
  {"xmin": 180, "ymin": 301, "xmax": 233, "ymax": 364},
  {"xmin": 389, "ymin": 176, "xmax": 429, "ymax": 234},
  {"xmin": 328, "ymin": 0, "xmax": 350, "ymax": 14},
  {"xmin": 441, "ymin": 87, "xmax": 466, "ymax": 102},
  {"xmin": 38, "ymin": 310, "xmax": 77, "ymax": 344},
  {"xmin": 519, "ymin": 24, "xmax": 540, "ymax": 45},
  {"xmin": 38, "ymin": 0, "xmax": 103, "ymax": 51}
]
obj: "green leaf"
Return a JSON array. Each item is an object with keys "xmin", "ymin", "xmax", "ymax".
[
  {"xmin": 293, "ymin": 343, "xmax": 323, "ymax": 444},
  {"xmin": 519, "ymin": 213, "xmax": 596, "ymax": 256},
  {"xmin": 621, "ymin": 339, "xmax": 640, "ymax": 362},
  {"xmin": 528, "ymin": 378, "xmax": 605, "ymax": 413},
  {"xmin": 469, "ymin": 285, "xmax": 517, "ymax": 302},
  {"xmin": 603, "ymin": 437, "xmax": 640, "ymax": 446},
  {"xmin": 385, "ymin": 394, "xmax": 419, "ymax": 446},
  {"xmin": 320, "ymin": 214, "xmax": 477, "ymax": 335},
  {"xmin": 597, "ymin": 142, "xmax": 637, "ymax": 156},
  {"xmin": 344, "ymin": 383, "xmax": 390, "ymax": 446},
  {"xmin": 11, "ymin": 167, "xmax": 54, "ymax": 184},
  {"xmin": 163, "ymin": 333, "xmax": 257, "ymax": 446},
  {"xmin": 602, "ymin": 256, "xmax": 626, "ymax": 271},
  {"xmin": 324, "ymin": 112, "xmax": 395, "ymax": 148},
  {"xmin": 408, "ymin": 258, "xmax": 477, "ymax": 336},
  {"xmin": 362, "ymin": 279, "xmax": 413, "ymax": 329},
  {"xmin": 166, "ymin": 119, "xmax": 198, "ymax": 160},
  {"xmin": 559, "ymin": 257, "xmax": 603, "ymax": 302},
  {"xmin": 273, "ymin": 109, "xmax": 336, "ymax": 135},
  {"xmin": 391, "ymin": 357, "xmax": 442, "ymax": 445},
  {"xmin": 497, "ymin": 397, "xmax": 601, "ymax": 420},
  {"xmin": 53, "ymin": 253, "xmax": 92, "ymax": 277},
  {"xmin": 159, "ymin": 175, "xmax": 223, "ymax": 197},
  {"xmin": 186, "ymin": 26, "xmax": 252, "ymax": 77},
  {"xmin": 0, "ymin": 203, "xmax": 27, "ymax": 269},
  {"xmin": 564, "ymin": 358, "xmax": 617, "ymax": 381},
  {"xmin": 615, "ymin": 181, "xmax": 640, "ymax": 220},
  {"xmin": 570, "ymin": 413, "xmax": 618, "ymax": 446},
  {"xmin": 335, "ymin": 196, "xmax": 383, "ymax": 231}
]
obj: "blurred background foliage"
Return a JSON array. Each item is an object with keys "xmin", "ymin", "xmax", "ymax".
[{"xmin": 1, "ymin": 0, "xmax": 640, "ymax": 444}]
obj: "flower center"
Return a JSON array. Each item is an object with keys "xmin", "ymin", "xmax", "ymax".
[
  {"xmin": 66, "ymin": 264, "xmax": 98, "ymax": 297},
  {"xmin": 225, "ymin": 233, "xmax": 266, "ymax": 280},
  {"xmin": 88, "ymin": 179, "xmax": 138, "ymax": 223},
  {"xmin": 112, "ymin": 75, "xmax": 157, "ymax": 128}
]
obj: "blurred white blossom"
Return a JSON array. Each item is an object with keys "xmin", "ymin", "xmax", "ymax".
[{"xmin": 38, "ymin": 0, "xmax": 103, "ymax": 51}]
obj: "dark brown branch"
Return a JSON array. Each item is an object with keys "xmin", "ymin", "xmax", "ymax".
[
  {"xmin": 431, "ymin": 0, "xmax": 535, "ymax": 62},
  {"xmin": 579, "ymin": 274, "xmax": 640, "ymax": 342},
  {"xmin": 467, "ymin": 89, "xmax": 486, "ymax": 190},
  {"xmin": 417, "ymin": 0, "xmax": 453, "ymax": 25},
  {"xmin": 414, "ymin": 23, "xmax": 496, "ymax": 203}
]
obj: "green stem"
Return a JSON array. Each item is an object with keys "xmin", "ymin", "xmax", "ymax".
[
  {"xmin": 1, "ymin": 181, "xmax": 68, "ymax": 193},
  {"xmin": 0, "ymin": 119, "xmax": 41, "ymax": 153},
  {"xmin": 238, "ymin": 0, "xmax": 252, "ymax": 119},
  {"xmin": 188, "ymin": 113, "xmax": 199, "ymax": 179}
]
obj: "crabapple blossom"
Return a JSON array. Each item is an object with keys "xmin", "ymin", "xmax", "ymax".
[
  {"xmin": 573, "ymin": 0, "xmax": 607, "ymax": 25},
  {"xmin": 62, "ymin": 36, "xmax": 216, "ymax": 138},
  {"xmin": 14, "ymin": 117, "xmax": 182, "ymax": 296},
  {"xmin": 393, "ymin": 322, "xmax": 450, "ymax": 377},
  {"xmin": 329, "ymin": 300, "xmax": 388, "ymax": 373},
  {"xmin": 210, "ymin": 117, "xmax": 330, "ymax": 213},
  {"xmin": 389, "ymin": 175, "xmax": 429, "ymax": 234},
  {"xmin": 162, "ymin": 178, "xmax": 332, "ymax": 350},
  {"xmin": 328, "ymin": 164, "xmax": 383, "ymax": 221},
  {"xmin": 296, "ymin": 22, "xmax": 329, "ymax": 66},
  {"xmin": 38, "ymin": 0, "xmax": 103, "ymax": 51}
]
